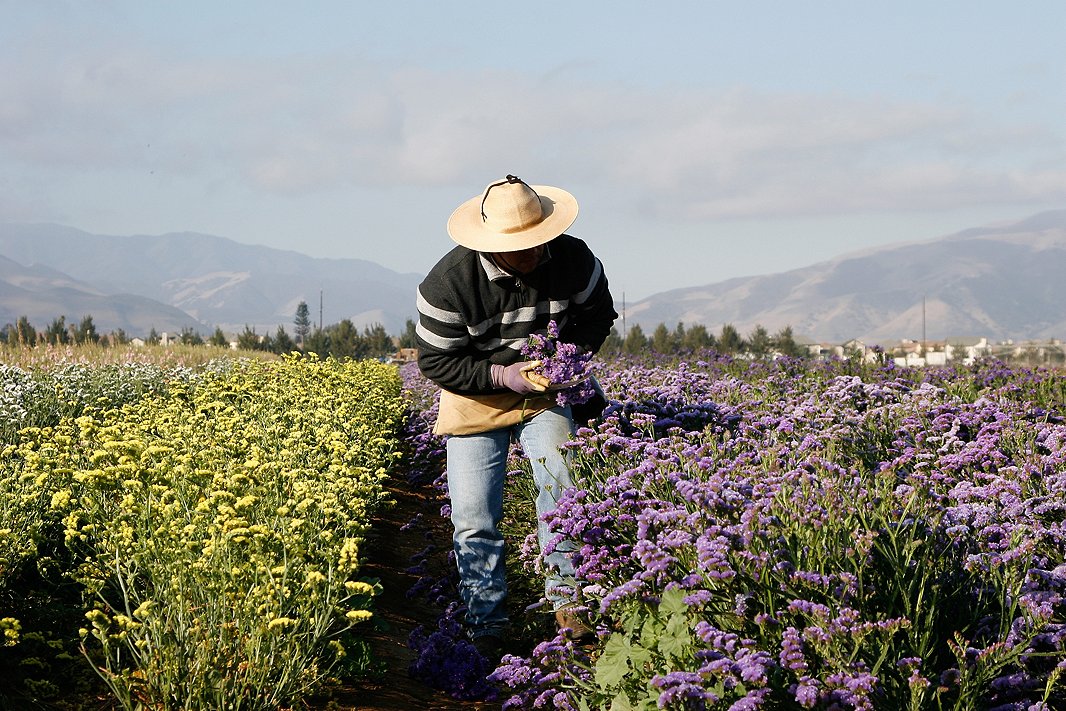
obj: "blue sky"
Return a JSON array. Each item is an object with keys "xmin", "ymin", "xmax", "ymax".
[{"xmin": 2, "ymin": 1, "xmax": 1064, "ymax": 300}]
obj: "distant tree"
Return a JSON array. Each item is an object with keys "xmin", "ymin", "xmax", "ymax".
[
  {"xmin": 682, "ymin": 323, "xmax": 714, "ymax": 350},
  {"xmin": 718, "ymin": 323, "xmax": 744, "ymax": 355},
  {"xmin": 329, "ymin": 319, "xmax": 364, "ymax": 360},
  {"xmin": 237, "ymin": 325, "xmax": 262, "ymax": 351},
  {"xmin": 623, "ymin": 324, "xmax": 648, "ymax": 355},
  {"xmin": 14, "ymin": 316, "xmax": 37, "ymax": 346},
  {"xmin": 259, "ymin": 331, "xmax": 276, "ymax": 352},
  {"xmin": 651, "ymin": 323, "xmax": 674, "ymax": 353},
  {"xmin": 146, "ymin": 327, "xmax": 161, "ymax": 345},
  {"xmin": 772, "ymin": 326, "xmax": 804, "ymax": 358},
  {"xmin": 363, "ymin": 323, "xmax": 393, "ymax": 360},
  {"xmin": 304, "ymin": 328, "xmax": 330, "ymax": 356},
  {"xmin": 600, "ymin": 327, "xmax": 624, "ymax": 355},
  {"xmin": 45, "ymin": 316, "xmax": 69, "ymax": 345},
  {"xmin": 294, "ymin": 301, "xmax": 312, "ymax": 349},
  {"xmin": 397, "ymin": 318, "xmax": 418, "ymax": 349},
  {"xmin": 673, "ymin": 322, "xmax": 686, "ymax": 349},
  {"xmin": 109, "ymin": 328, "xmax": 129, "ymax": 346},
  {"xmin": 747, "ymin": 324, "xmax": 771, "ymax": 358},
  {"xmin": 72, "ymin": 315, "xmax": 99, "ymax": 345},
  {"xmin": 272, "ymin": 325, "xmax": 296, "ymax": 354},
  {"xmin": 179, "ymin": 327, "xmax": 204, "ymax": 346},
  {"xmin": 209, "ymin": 327, "xmax": 229, "ymax": 347}
]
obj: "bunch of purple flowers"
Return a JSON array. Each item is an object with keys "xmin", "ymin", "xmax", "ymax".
[
  {"xmin": 521, "ymin": 320, "xmax": 595, "ymax": 407},
  {"xmin": 490, "ymin": 354, "xmax": 1066, "ymax": 709}
]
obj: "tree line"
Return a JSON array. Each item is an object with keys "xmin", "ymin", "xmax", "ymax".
[
  {"xmin": 1, "ymin": 313, "xmax": 237, "ymax": 350},
  {"xmin": 2, "ymin": 303, "xmax": 808, "ymax": 362},
  {"xmin": 598, "ymin": 321, "xmax": 807, "ymax": 358},
  {"xmin": 0, "ymin": 301, "xmax": 399, "ymax": 361}
]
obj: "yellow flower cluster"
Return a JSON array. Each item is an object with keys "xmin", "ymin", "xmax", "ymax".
[{"xmin": 5, "ymin": 354, "xmax": 406, "ymax": 709}]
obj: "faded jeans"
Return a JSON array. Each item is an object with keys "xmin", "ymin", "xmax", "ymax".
[{"xmin": 445, "ymin": 405, "xmax": 577, "ymax": 638}]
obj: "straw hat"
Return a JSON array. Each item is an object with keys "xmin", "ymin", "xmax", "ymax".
[{"xmin": 446, "ymin": 175, "xmax": 579, "ymax": 252}]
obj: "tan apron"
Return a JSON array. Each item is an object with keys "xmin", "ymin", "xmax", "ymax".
[{"xmin": 433, "ymin": 389, "xmax": 556, "ymax": 436}]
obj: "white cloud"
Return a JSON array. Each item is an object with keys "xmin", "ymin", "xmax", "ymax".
[{"xmin": 1, "ymin": 43, "xmax": 1063, "ymax": 225}]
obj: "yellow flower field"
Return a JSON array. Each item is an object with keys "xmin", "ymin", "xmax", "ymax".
[{"xmin": 1, "ymin": 354, "xmax": 406, "ymax": 709}]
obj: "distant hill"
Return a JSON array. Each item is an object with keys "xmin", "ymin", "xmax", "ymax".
[
  {"xmin": 3, "ymin": 211, "xmax": 1064, "ymax": 345},
  {"xmin": 625, "ymin": 210, "xmax": 1066, "ymax": 344},
  {"xmin": 0, "ymin": 252, "xmax": 204, "ymax": 336},
  {"xmin": 0, "ymin": 224, "xmax": 423, "ymax": 337}
]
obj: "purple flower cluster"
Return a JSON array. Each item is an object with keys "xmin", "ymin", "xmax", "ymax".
[
  {"xmin": 399, "ymin": 355, "xmax": 1066, "ymax": 708},
  {"xmin": 500, "ymin": 356, "xmax": 1065, "ymax": 708},
  {"xmin": 521, "ymin": 320, "xmax": 595, "ymax": 406},
  {"xmin": 489, "ymin": 636, "xmax": 592, "ymax": 709},
  {"xmin": 398, "ymin": 362, "xmax": 446, "ymax": 486},
  {"xmin": 407, "ymin": 602, "xmax": 498, "ymax": 700}
]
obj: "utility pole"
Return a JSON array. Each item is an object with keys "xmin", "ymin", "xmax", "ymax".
[{"xmin": 319, "ymin": 290, "xmax": 324, "ymax": 331}]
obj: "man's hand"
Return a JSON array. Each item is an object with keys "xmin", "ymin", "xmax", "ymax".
[
  {"xmin": 523, "ymin": 366, "xmax": 552, "ymax": 390},
  {"xmin": 491, "ymin": 361, "xmax": 550, "ymax": 394}
]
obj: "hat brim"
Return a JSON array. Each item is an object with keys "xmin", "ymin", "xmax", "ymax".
[{"xmin": 446, "ymin": 184, "xmax": 579, "ymax": 252}]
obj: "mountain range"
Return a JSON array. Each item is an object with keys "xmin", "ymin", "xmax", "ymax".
[
  {"xmin": 625, "ymin": 209, "xmax": 1066, "ymax": 344},
  {"xmin": 0, "ymin": 223, "xmax": 423, "ymax": 338},
  {"xmin": 0, "ymin": 210, "xmax": 1064, "ymax": 344}
]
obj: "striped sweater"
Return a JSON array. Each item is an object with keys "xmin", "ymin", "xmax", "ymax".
[{"xmin": 416, "ymin": 234, "xmax": 617, "ymax": 395}]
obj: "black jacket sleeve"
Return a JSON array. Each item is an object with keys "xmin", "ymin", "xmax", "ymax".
[
  {"xmin": 560, "ymin": 239, "xmax": 617, "ymax": 354},
  {"xmin": 414, "ymin": 277, "xmax": 496, "ymax": 394}
]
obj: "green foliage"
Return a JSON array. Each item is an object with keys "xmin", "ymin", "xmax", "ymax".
[
  {"xmin": 623, "ymin": 325, "xmax": 647, "ymax": 355},
  {"xmin": 599, "ymin": 327, "xmax": 624, "ymax": 355},
  {"xmin": 273, "ymin": 324, "xmax": 296, "ymax": 352},
  {"xmin": 747, "ymin": 324, "xmax": 771, "ymax": 357},
  {"xmin": 45, "ymin": 316, "xmax": 70, "ymax": 345},
  {"xmin": 682, "ymin": 323, "xmax": 714, "ymax": 350},
  {"xmin": 650, "ymin": 323, "xmax": 674, "ymax": 353},
  {"xmin": 74, "ymin": 316, "xmax": 99, "ymax": 345},
  {"xmin": 773, "ymin": 325, "xmax": 804, "ymax": 357},
  {"xmin": 608, "ymin": 320, "xmax": 805, "ymax": 358},
  {"xmin": 12, "ymin": 316, "xmax": 38, "ymax": 346},
  {"xmin": 209, "ymin": 327, "xmax": 229, "ymax": 347},
  {"xmin": 294, "ymin": 301, "xmax": 312, "ymax": 346},
  {"xmin": 237, "ymin": 324, "xmax": 266, "ymax": 351},
  {"xmin": 592, "ymin": 589, "xmax": 710, "ymax": 709},
  {"xmin": 397, "ymin": 318, "xmax": 418, "ymax": 349},
  {"xmin": 178, "ymin": 327, "xmax": 203, "ymax": 345},
  {"xmin": 717, "ymin": 322, "xmax": 744, "ymax": 354}
]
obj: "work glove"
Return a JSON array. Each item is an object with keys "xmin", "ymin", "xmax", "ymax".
[{"xmin": 490, "ymin": 361, "xmax": 550, "ymax": 394}]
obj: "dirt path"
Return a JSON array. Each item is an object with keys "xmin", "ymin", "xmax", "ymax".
[{"xmin": 322, "ymin": 479, "xmax": 502, "ymax": 711}]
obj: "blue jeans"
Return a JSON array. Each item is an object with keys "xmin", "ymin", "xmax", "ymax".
[{"xmin": 446, "ymin": 405, "xmax": 577, "ymax": 637}]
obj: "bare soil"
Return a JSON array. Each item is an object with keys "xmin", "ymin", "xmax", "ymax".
[{"xmin": 318, "ymin": 479, "xmax": 502, "ymax": 711}]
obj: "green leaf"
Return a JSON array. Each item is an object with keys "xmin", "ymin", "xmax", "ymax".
[
  {"xmin": 658, "ymin": 610, "xmax": 692, "ymax": 661},
  {"xmin": 608, "ymin": 690, "xmax": 633, "ymax": 711},
  {"xmin": 629, "ymin": 640, "xmax": 653, "ymax": 670},
  {"xmin": 596, "ymin": 633, "xmax": 633, "ymax": 688},
  {"xmin": 659, "ymin": 587, "xmax": 688, "ymax": 617},
  {"xmin": 639, "ymin": 614, "xmax": 663, "ymax": 649}
]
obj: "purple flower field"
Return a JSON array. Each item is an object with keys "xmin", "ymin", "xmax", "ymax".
[{"xmin": 400, "ymin": 353, "xmax": 1066, "ymax": 710}]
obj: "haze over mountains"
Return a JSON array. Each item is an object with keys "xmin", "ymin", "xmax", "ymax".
[
  {"xmin": 0, "ymin": 210, "xmax": 1064, "ymax": 345},
  {"xmin": 627, "ymin": 210, "xmax": 1066, "ymax": 344},
  {"xmin": 0, "ymin": 223, "xmax": 423, "ymax": 338}
]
